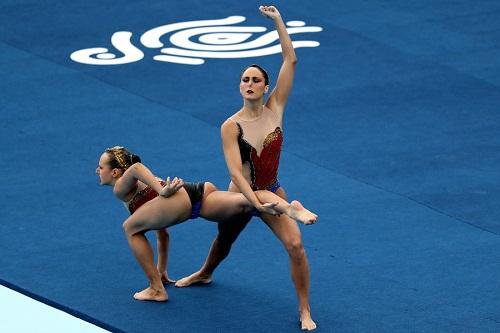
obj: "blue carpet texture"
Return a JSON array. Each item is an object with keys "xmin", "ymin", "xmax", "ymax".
[{"xmin": 1, "ymin": 1, "xmax": 499, "ymax": 332}]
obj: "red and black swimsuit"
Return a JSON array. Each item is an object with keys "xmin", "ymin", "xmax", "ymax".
[
  {"xmin": 127, "ymin": 182, "xmax": 164, "ymax": 214},
  {"xmin": 236, "ymin": 122, "xmax": 283, "ymax": 192},
  {"xmin": 127, "ymin": 180, "xmax": 205, "ymax": 219}
]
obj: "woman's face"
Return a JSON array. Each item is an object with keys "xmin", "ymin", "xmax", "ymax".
[
  {"xmin": 240, "ymin": 67, "xmax": 268, "ymax": 100},
  {"xmin": 96, "ymin": 153, "xmax": 116, "ymax": 185}
]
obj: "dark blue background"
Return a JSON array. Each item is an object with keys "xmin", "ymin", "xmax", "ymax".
[{"xmin": 1, "ymin": 1, "xmax": 499, "ymax": 332}]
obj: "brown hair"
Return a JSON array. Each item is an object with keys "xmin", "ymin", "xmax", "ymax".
[
  {"xmin": 105, "ymin": 146, "xmax": 141, "ymax": 170},
  {"xmin": 241, "ymin": 64, "xmax": 269, "ymax": 85}
]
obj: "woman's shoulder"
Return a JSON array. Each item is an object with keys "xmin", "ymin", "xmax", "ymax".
[
  {"xmin": 221, "ymin": 117, "xmax": 241, "ymax": 139},
  {"xmin": 114, "ymin": 179, "xmax": 141, "ymax": 202},
  {"xmin": 263, "ymin": 105, "xmax": 282, "ymax": 124},
  {"xmin": 221, "ymin": 114, "xmax": 239, "ymax": 128},
  {"xmin": 265, "ymin": 98, "xmax": 285, "ymax": 116}
]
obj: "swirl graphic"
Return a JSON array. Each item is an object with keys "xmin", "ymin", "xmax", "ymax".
[
  {"xmin": 70, "ymin": 16, "xmax": 322, "ymax": 66},
  {"xmin": 146, "ymin": 17, "xmax": 322, "ymax": 65},
  {"xmin": 70, "ymin": 31, "xmax": 144, "ymax": 65},
  {"xmin": 140, "ymin": 16, "xmax": 248, "ymax": 48}
]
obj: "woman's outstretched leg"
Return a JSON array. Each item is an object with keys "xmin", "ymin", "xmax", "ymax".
[
  {"xmin": 200, "ymin": 190, "xmax": 317, "ymax": 224},
  {"xmin": 254, "ymin": 190, "xmax": 318, "ymax": 224}
]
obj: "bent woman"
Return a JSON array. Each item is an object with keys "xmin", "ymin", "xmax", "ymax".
[{"xmin": 96, "ymin": 146, "xmax": 317, "ymax": 302}]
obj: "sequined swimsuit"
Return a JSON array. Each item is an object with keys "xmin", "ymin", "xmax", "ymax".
[
  {"xmin": 127, "ymin": 180, "xmax": 166, "ymax": 214},
  {"xmin": 231, "ymin": 108, "xmax": 283, "ymax": 192},
  {"xmin": 127, "ymin": 180, "xmax": 205, "ymax": 219}
]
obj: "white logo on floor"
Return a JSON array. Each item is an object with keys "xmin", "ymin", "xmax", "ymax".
[{"xmin": 70, "ymin": 16, "xmax": 322, "ymax": 65}]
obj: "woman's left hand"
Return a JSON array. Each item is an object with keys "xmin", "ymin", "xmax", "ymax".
[
  {"xmin": 159, "ymin": 176, "xmax": 184, "ymax": 198},
  {"xmin": 259, "ymin": 5, "xmax": 281, "ymax": 19}
]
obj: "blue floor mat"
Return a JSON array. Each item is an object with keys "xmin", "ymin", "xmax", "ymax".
[{"xmin": 1, "ymin": 1, "xmax": 500, "ymax": 332}]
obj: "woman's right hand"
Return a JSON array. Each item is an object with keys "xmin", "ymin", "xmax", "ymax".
[{"xmin": 159, "ymin": 177, "xmax": 184, "ymax": 198}]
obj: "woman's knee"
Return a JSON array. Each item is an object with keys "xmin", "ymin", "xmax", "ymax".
[
  {"xmin": 284, "ymin": 238, "xmax": 306, "ymax": 259},
  {"xmin": 212, "ymin": 237, "xmax": 232, "ymax": 256},
  {"xmin": 215, "ymin": 231, "xmax": 237, "ymax": 250},
  {"xmin": 122, "ymin": 218, "xmax": 142, "ymax": 236},
  {"xmin": 122, "ymin": 220, "xmax": 134, "ymax": 236}
]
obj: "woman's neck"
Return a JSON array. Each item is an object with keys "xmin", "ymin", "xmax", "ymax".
[{"xmin": 241, "ymin": 99, "xmax": 264, "ymax": 119}]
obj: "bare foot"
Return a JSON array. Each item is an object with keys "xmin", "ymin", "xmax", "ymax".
[
  {"xmin": 133, "ymin": 286, "xmax": 168, "ymax": 302},
  {"xmin": 160, "ymin": 271, "xmax": 176, "ymax": 285},
  {"xmin": 175, "ymin": 271, "xmax": 212, "ymax": 288},
  {"xmin": 299, "ymin": 310, "xmax": 317, "ymax": 331},
  {"xmin": 288, "ymin": 200, "xmax": 318, "ymax": 225}
]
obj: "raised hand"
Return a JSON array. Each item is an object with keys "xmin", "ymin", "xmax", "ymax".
[
  {"xmin": 259, "ymin": 5, "xmax": 281, "ymax": 20},
  {"xmin": 159, "ymin": 176, "xmax": 184, "ymax": 198}
]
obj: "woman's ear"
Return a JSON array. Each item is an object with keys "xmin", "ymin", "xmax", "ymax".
[
  {"xmin": 111, "ymin": 168, "xmax": 122, "ymax": 178},
  {"xmin": 265, "ymin": 85, "xmax": 269, "ymax": 93}
]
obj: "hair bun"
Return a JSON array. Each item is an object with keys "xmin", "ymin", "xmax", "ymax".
[{"xmin": 131, "ymin": 153, "xmax": 142, "ymax": 164}]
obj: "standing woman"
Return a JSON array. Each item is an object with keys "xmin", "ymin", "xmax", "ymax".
[
  {"xmin": 176, "ymin": 6, "xmax": 317, "ymax": 331},
  {"xmin": 223, "ymin": 6, "xmax": 316, "ymax": 331}
]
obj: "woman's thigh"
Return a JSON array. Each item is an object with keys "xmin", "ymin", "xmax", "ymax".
[
  {"xmin": 124, "ymin": 190, "xmax": 192, "ymax": 235},
  {"xmin": 261, "ymin": 212, "xmax": 302, "ymax": 246},
  {"xmin": 200, "ymin": 191, "xmax": 252, "ymax": 223},
  {"xmin": 260, "ymin": 187, "xmax": 302, "ymax": 245},
  {"xmin": 274, "ymin": 186, "xmax": 288, "ymax": 201}
]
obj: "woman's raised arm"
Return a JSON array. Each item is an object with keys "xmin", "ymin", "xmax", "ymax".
[{"xmin": 261, "ymin": 6, "xmax": 297, "ymax": 114}]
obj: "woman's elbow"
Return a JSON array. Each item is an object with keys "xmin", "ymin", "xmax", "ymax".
[
  {"xmin": 130, "ymin": 162, "xmax": 146, "ymax": 174},
  {"xmin": 229, "ymin": 171, "xmax": 243, "ymax": 185},
  {"xmin": 284, "ymin": 53, "xmax": 297, "ymax": 65},
  {"xmin": 128, "ymin": 162, "xmax": 140, "ymax": 171},
  {"xmin": 229, "ymin": 173, "xmax": 239, "ymax": 184}
]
